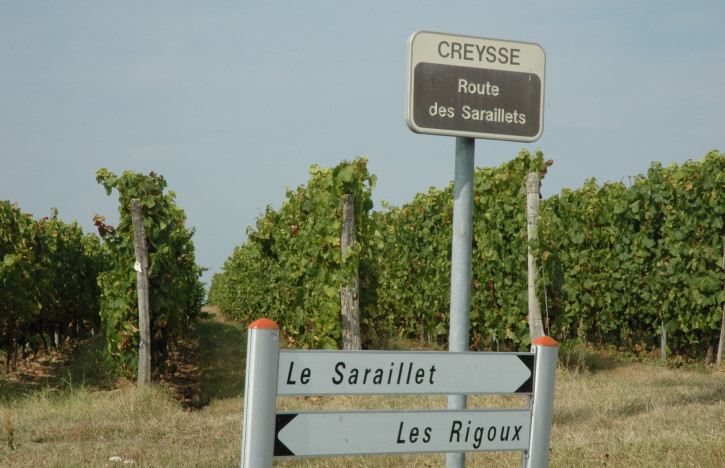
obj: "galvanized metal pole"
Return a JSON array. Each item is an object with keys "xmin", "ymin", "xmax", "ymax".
[
  {"xmin": 446, "ymin": 137, "xmax": 475, "ymax": 468},
  {"xmin": 240, "ymin": 318, "xmax": 280, "ymax": 468}
]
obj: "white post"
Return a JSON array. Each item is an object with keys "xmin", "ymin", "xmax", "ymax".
[
  {"xmin": 240, "ymin": 318, "xmax": 280, "ymax": 468},
  {"xmin": 524, "ymin": 336, "xmax": 558, "ymax": 468}
]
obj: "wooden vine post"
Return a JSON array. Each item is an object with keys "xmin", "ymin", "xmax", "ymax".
[
  {"xmin": 717, "ymin": 232, "xmax": 725, "ymax": 366},
  {"xmin": 340, "ymin": 193, "xmax": 361, "ymax": 350},
  {"xmin": 661, "ymin": 322, "xmax": 668, "ymax": 362},
  {"xmin": 527, "ymin": 173, "xmax": 545, "ymax": 344},
  {"xmin": 130, "ymin": 199, "xmax": 152, "ymax": 386}
]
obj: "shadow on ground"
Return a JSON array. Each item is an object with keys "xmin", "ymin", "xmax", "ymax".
[
  {"xmin": 197, "ymin": 314, "xmax": 248, "ymax": 403},
  {"xmin": 0, "ymin": 334, "xmax": 114, "ymax": 402}
]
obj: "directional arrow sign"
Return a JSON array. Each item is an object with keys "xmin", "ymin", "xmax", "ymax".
[
  {"xmin": 278, "ymin": 350, "xmax": 533, "ymax": 396},
  {"xmin": 274, "ymin": 409, "xmax": 531, "ymax": 457}
]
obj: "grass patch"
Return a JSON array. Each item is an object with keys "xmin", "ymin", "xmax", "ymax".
[
  {"xmin": 197, "ymin": 309, "xmax": 247, "ymax": 403},
  {"xmin": 558, "ymin": 341, "xmax": 620, "ymax": 374},
  {"xmin": 1, "ymin": 315, "xmax": 723, "ymax": 467},
  {"xmin": 61, "ymin": 334, "xmax": 119, "ymax": 390},
  {"xmin": 0, "ymin": 384, "xmax": 244, "ymax": 467}
]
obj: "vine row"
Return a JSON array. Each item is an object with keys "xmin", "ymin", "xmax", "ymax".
[
  {"xmin": 210, "ymin": 150, "xmax": 724, "ymax": 358},
  {"xmin": 1, "ymin": 203, "xmax": 106, "ymax": 369},
  {"xmin": 96, "ymin": 170, "xmax": 205, "ymax": 376}
]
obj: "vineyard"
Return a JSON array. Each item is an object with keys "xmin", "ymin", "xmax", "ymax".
[
  {"xmin": 0, "ymin": 170, "xmax": 204, "ymax": 378},
  {"xmin": 208, "ymin": 159, "xmax": 377, "ymax": 350},
  {"xmin": 2, "ymin": 151, "xmax": 723, "ymax": 374},
  {"xmin": 539, "ymin": 152, "xmax": 725, "ymax": 358},
  {"xmin": 210, "ymin": 150, "xmax": 725, "ymax": 360},
  {"xmin": 1, "ymin": 203, "xmax": 106, "ymax": 369}
]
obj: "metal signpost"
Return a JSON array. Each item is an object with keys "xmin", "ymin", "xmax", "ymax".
[
  {"xmin": 405, "ymin": 31, "xmax": 545, "ymax": 467},
  {"xmin": 240, "ymin": 320, "xmax": 558, "ymax": 467},
  {"xmin": 241, "ymin": 30, "xmax": 550, "ymax": 468},
  {"xmin": 405, "ymin": 30, "xmax": 545, "ymax": 141}
]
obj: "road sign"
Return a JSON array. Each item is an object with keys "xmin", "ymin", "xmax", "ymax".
[
  {"xmin": 274, "ymin": 409, "xmax": 532, "ymax": 457},
  {"xmin": 406, "ymin": 31, "xmax": 545, "ymax": 142},
  {"xmin": 240, "ymin": 320, "xmax": 559, "ymax": 467},
  {"xmin": 278, "ymin": 350, "xmax": 534, "ymax": 395}
]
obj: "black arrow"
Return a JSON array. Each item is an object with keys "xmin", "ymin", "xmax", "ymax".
[
  {"xmin": 514, "ymin": 354, "xmax": 534, "ymax": 393},
  {"xmin": 274, "ymin": 413, "xmax": 297, "ymax": 456}
]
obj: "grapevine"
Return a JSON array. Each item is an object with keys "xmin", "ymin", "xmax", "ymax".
[{"xmin": 95, "ymin": 170, "xmax": 205, "ymax": 376}]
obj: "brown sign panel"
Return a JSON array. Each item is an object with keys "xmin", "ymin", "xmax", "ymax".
[{"xmin": 406, "ymin": 31, "xmax": 545, "ymax": 142}]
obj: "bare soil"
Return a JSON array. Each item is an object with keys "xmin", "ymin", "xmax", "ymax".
[{"xmin": 1, "ymin": 313, "xmax": 210, "ymax": 410}]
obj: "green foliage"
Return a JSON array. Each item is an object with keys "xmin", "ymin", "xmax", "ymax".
[
  {"xmin": 469, "ymin": 153, "xmax": 550, "ymax": 349},
  {"xmin": 371, "ymin": 150, "xmax": 547, "ymax": 349},
  {"xmin": 539, "ymin": 150, "xmax": 725, "ymax": 356},
  {"xmin": 95, "ymin": 170, "xmax": 205, "ymax": 376},
  {"xmin": 208, "ymin": 158, "xmax": 377, "ymax": 349},
  {"xmin": 0, "ymin": 202, "xmax": 107, "ymax": 363},
  {"xmin": 369, "ymin": 186, "xmax": 452, "ymax": 345},
  {"xmin": 211, "ymin": 150, "xmax": 724, "ymax": 359},
  {"xmin": 34, "ymin": 215, "xmax": 107, "ymax": 341},
  {"xmin": 0, "ymin": 202, "xmax": 40, "ymax": 359}
]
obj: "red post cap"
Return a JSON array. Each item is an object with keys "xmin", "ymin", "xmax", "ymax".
[
  {"xmin": 248, "ymin": 318, "xmax": 279, "ymax": 330},
  {"xmin": 532, "ymin": 336, "xmax": 558, "ymax": 347}
]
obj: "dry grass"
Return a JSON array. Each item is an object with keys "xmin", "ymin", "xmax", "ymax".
[
  {"xmin": 549, "ymin": 363, "xmax": 724, "ymax": 467},
  {"xmin": 1, "ymin": 385, "xmax": 244, "ymax": 467},
  {"xmin": 1, "ymin": 319, "xmax": 723, "ymax": 467},
  {"xmin": 271, "ymin": 363, "xmax": 724, "ymax": 468}
]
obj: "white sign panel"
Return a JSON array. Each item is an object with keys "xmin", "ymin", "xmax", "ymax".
[
  {"xmin": 274, "ymin": 409, "xmax": 531, "ymax": 457},
  {"xmin": 406, "ymin": 30, "xmax": 545, "ymax": 142},
  {"xmin": 278, "ymin": 350, "xmax": 534, "ymax": 396}
]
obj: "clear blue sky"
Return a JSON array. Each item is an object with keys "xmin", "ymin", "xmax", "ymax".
[{"xmin": 2, "ymin": 1, "xmax": 723, "ymax": 286}]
